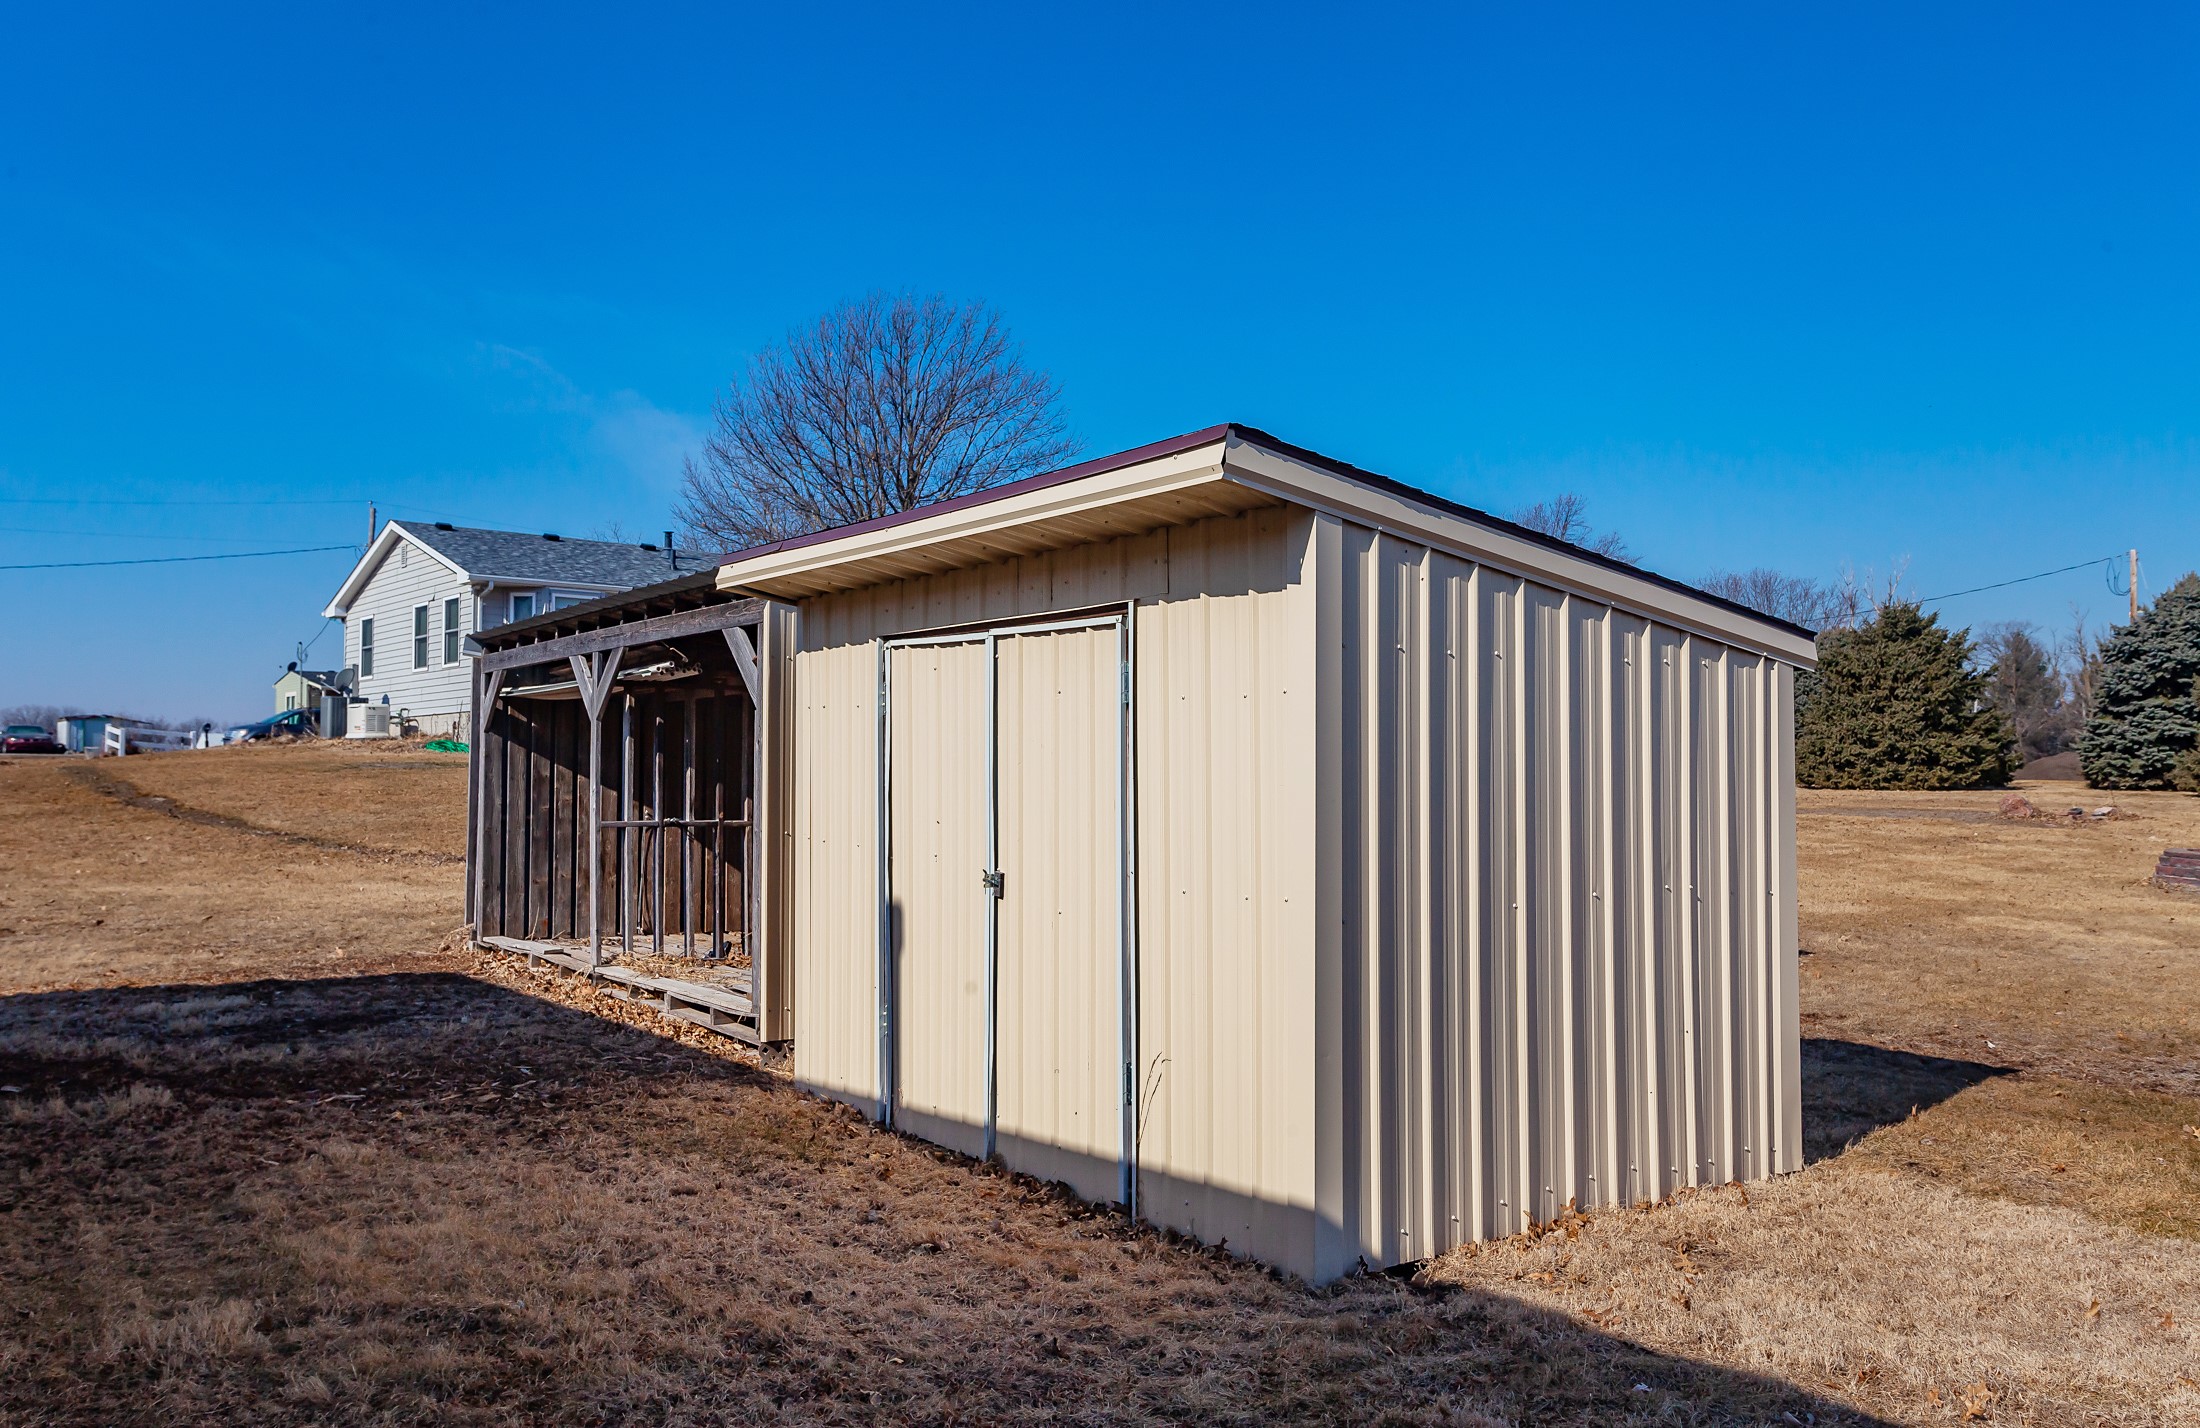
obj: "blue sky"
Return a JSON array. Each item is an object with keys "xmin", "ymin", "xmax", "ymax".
[{"xmin": 2, "ymin": 4, "xmax": 2194, "ymax": 720}]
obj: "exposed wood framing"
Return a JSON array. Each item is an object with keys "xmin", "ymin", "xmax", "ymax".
[
  {"xmin": 724, "ymin": 625, "xmax": 761, "ymax": 702},
  {"xmin": 477, "ymin": 598, "xmax": 765, "ymax": 673},
  {"xmin": 481, "ymin": 935, "xmax": 761, "ymax": 1046},
  {"xmin": 571, "ymin": 649, "xmax": 622, "ymax": 965}
]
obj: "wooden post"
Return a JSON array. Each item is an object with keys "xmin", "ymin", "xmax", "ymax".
[
  {"xmin": 683, "ymin": 692, "xmax": 697, "ymax": 957},
  {"xmin": 570, "ymin": 650, "xmax": 621, "ymax": 967},
  {"xmin": 471, "ymin": 665, "xmax": 505, "ymax": 940},
  {"xmin": 725, "ymin": 624, "xmax": 764, "ymax": 967},
  {"xmin": 621, "ymin": 693, "xmax": 635, "ymax": 956}
]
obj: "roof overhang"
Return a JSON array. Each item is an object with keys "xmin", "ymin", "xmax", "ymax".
[
  {"xmin": 321, "ymin": 522, "xmax": 470, "ymax": 618},
  {"xmin": 714, "ymin": 425, "xmax": 1819, "ymax": 666}
]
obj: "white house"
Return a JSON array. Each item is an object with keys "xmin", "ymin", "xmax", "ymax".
[{"xmin": 321, "ymin": 522, "xmax": 712, "ymax": 736}]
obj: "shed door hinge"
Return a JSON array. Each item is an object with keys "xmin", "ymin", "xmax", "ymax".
[{"xmin": 981, "ymin": 868, "xmax": 1004, "ymax": 898}]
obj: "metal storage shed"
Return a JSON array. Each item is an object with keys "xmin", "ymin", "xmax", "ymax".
[{"xmin": 470, "ymin": 423, "xmax": 1816, "ymax": 1284}]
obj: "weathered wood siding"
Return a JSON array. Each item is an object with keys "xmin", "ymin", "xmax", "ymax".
[{"xmin": 474, "ymin": 685, "xmax": 755, "ymax": 952}]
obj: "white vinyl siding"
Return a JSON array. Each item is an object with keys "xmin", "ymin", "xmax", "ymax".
[{"xmin": 341, "ymin": 534, "xmax": 475, "ymax": 724}]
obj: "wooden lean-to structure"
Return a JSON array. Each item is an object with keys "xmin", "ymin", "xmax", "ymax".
[{"xmin": 467, "ymin": 570, "xmax": 794, "ymax": 1046}]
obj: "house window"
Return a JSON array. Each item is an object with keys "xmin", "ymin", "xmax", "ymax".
[
  {"xmin": 360, "ymin": 617, "xmax": 375, "ymax": 677},
  {"xmin": 443, "ymin": 597, "xmax": 461, "ymax": 664},
  {"xmin": 413, "ymin": 604, "xmax": 429, "ymax": 669},
  {"xmin": 510, "ymin": 592, "xmax": 536, "ymax": 623},
  {"xmin": 284, "ymin": 694, "xmax": 298, "ymax": 711},
  {"xmin": 550, "ymin": 590, "xmax": 592, "ymax": 610}
]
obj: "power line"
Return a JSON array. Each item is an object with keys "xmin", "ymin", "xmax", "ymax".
[
  {"xmin": 1918, "ymin": 556, "xmax": 2119, "ymax": 604},
  {"xmin": 0, "ymin": 544, "xmax": 358, "ymax": 572},
  {"xmin": 0, "ymin": 524, "xmax": 344, "ymax": 544},
  {"xmin": 0, "ymin": 495, "xmax": 366, "ymax": 507}
]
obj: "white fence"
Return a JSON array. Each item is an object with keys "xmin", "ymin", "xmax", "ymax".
[{"xmin": 102, "ymin": 724, "xmax": 202, "ymax": 756}]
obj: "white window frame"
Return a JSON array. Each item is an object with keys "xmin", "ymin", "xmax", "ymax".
[
  {"xmin": 359, "ymin": 617, "xmax": 375, "ymax": 677},
  {"xmin": 413, "ymin": 603, "xmax": 430, "ymax": 669},
  {"xmin": 509, "ymin": 592, "xmax": 536, "ymax": 623},
  {"xmin": 442, "ymin": 597, "xmax": 461, "ymax": 664},
  {"xmin": 548, "ymin": 589, "xmax": 595, "ymax": 611}
]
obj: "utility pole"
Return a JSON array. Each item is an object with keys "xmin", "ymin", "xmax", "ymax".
[{"xmin": 2130, "ymin": 549, "xmax": 2140, "ymax": 624}]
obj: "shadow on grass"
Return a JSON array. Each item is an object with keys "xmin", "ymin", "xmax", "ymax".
[
  {"xmin": 1801, "ymin": 1036, "xmax": 2011, "ymax": 1164},
  {"xmin": 0, "ymin": 973, "xmax": 1899, "ymax": 1427}
]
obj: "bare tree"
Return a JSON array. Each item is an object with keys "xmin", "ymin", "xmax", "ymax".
[
  {"xmin": 1510, "ymin": 493, "xmax": 1631, "ymax": 561},
  {"xmin": 1699, "ymin": 568, "xmax": 1851, "ymax": 631},
  {"xmin": 678, "ymin": 293, "xmax": 1081, "ymax": 551},
  {"xmin": 0, "ymin": 704, "xmax": 83, "ymax": 732},
  {"xmin": 1976, "ymin": 620, "xmax": 2076, "ymax": 761},
  {"xmin": 2061, "ymin": 605, "xmax": 2106, "ymax": 727}
]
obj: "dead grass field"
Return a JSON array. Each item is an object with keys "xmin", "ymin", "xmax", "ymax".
[{"xmin": 1, "ymin": 750, "xmax": 2195, "ymax": 1426}]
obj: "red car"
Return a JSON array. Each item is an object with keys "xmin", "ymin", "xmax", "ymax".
[{"xmin": 2, "ymin": 724, "xmax": 62, "ymax": 754}]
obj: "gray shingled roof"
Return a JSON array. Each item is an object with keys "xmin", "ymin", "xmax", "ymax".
[{"xmin": 398, "ymin": 522, "xmax": 717, "ymax": 588}]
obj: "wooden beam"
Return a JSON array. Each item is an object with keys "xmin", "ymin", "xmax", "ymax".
[
  {"xmin": 469, "ymin": 665, "xmax": 506, "ymax": 936},
  {"xmin": 724, "ymin": 625, "xmax": 761, "ymax": 703},
  {"xmin": 478, "ymin": 597, "xmax": 766, "ymax": 673},
  {"xmin": 569, "ymin": 648, "xmax": 622, "ymax": 722}
]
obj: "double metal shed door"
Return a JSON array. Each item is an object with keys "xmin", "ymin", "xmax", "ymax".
[{"xmin": 885, "ymin": 615, "xmax": 1130, "ymax": 1206}]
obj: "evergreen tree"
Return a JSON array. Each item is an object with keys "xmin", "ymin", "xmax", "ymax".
[
  {"xmin": 2079, "ymin": 573, "xmax": 2200, "ymax": 790},
  {"xmin": 1796, "ymin": 603, "xmax": 2014, "ymax": 789}
]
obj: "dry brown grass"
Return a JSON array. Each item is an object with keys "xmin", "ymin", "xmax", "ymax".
[
  {"xmin": 109, "ymin": 740, "xmax": 471, "ymax": 859},
  {"xmin": 1, "ymin": 751, "xmax": 2196, "ymax": 1425},
  {"xmin": 1796, "ymin": 780, "xmax": 2200, "ymax": 1094},
  {"xmin": 0, "ymin": 754, "xmax": 463, "ymax": 994}
]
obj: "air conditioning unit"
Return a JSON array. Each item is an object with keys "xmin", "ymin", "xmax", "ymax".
[{"xmin": 347, "ymin": 702, "xmax": 393, "ymax": 739}]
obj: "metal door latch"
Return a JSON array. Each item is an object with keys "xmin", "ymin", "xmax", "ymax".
[{"xmin": 981, "ymin": 868, "xmax": 1005, "ymax": 897}]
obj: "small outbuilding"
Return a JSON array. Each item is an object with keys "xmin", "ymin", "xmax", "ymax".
[{"xmin": 469, "ymin": 424, "xmax": 1816, "ymax": 1283}]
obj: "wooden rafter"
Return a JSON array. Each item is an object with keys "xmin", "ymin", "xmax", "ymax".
[{"xmin": 477, "ymin": 597, "xmax": 765, "ymax": 673}]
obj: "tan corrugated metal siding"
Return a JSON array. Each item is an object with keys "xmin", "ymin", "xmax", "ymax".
[
  {"xmin": 780, "ymin": 498, "xmax": 1800, "ymax": 1284},
  {"xmin": 1131, "ymin": 509, "xmax": 1322, "ymax": 1272},
  {"xmin": 789, "ymin": 524, "xmax": 1171, "ymax": 1111},
  {"xmin": 786, "ymin": 507, "xmax": 1325, "ymax": 1271},
  {"xmin": 753, "ymin": 600, "xmax": 799, "ymax": 1044},
  {"xmin": 885, "ymin": 639, "xmax": 992, "ymax": 1156},
  {"xmin": 994, "ymin": 623, "xmax": 1122, "ymax": 1203},
  {"xmin": 1307, "ymin": 515, "xmax": 1801, "ymax": 1280}
]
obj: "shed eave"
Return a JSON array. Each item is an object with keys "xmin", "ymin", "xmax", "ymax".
[
  {"xmin": 705, "ymin": 423, "xmax": 1819, "ymax": 666},
  {"xmin": 714, "ymin": 439, "xmax": 1243, "ymax": 600},
  {"xmin": 1220, "ymin": 434, "xmax": 1820, "ymax": 667}
]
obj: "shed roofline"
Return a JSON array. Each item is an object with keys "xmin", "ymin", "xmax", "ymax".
[{"xmin": 713, "ymin": 424, "xmax": 1819, "ymax": 666}]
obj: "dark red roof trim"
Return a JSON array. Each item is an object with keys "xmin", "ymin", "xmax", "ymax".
[
  {"xmin": 717, "ymin": 422, "xmax": 1818, "ymax": 642},
  {"xmin": 713, "ymin": 424, "xmax": 1233, "ymax": 567}
]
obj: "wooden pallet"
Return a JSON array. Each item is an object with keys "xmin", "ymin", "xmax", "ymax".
[
  {"xmin": 480, "ymin": 935, "xmax": 761, "ymax": 1045},
  {"xmin": 2158, "ymin": 848, "xmax": 2200, "ymax": 893}
]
